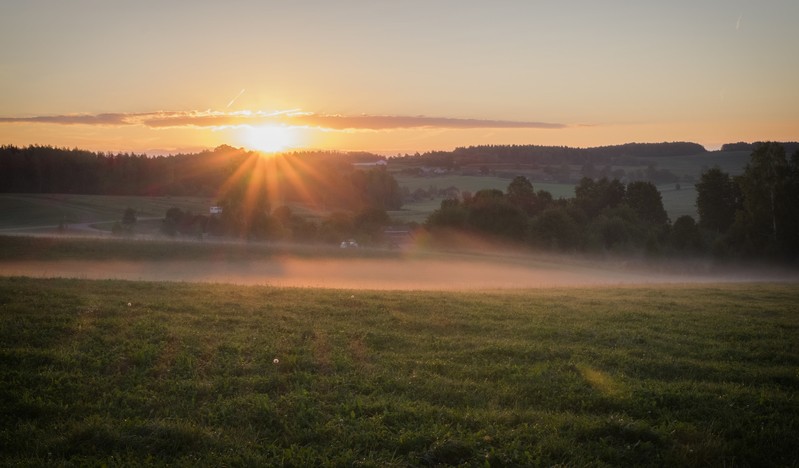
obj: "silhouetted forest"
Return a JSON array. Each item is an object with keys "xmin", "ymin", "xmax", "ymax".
[
  {"xmin": 721, "ymin": 141, "xmax": 799, "ymax": 154},
  {"xmin": 394, "ymin": 142, "xmax": 709, "ymax": 168},
  {"xmin": 0, "ymin": 144, "xmax": 399, "ymax": 211}
]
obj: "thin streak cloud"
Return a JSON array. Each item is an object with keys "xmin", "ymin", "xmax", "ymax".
[
  {"xmin": 0, "ymin": 111, "xmax": 568, "ymax": 131},
  {"xmin": 226, "ymin": 89, "xmax": 246, "ymax": 108}
]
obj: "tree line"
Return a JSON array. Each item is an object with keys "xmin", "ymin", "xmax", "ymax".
[
  {"xmin": 695, "ymin": 142, "xmax": 799, "ymax": 259},
  {"xmin": 393, "ymin": 142, "xmax": 708, "ymax": 169},
  {"xmin": 426, "ymin": 142, "xmax": 799, "ymax": 262},
  {"xmin": 0, "ymin": 144, "xmax": 400, "ymax": 212}
]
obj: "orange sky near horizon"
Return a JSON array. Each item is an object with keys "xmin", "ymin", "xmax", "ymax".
[{"xmin": 1, "ymin": 1, "xmax": 797, "ymax": 155}]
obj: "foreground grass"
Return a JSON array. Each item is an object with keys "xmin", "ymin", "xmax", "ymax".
[
  {"xmin": 1, "ymin": 278, "xmax": 798, "ymax": 466},
  {"xmin": 0, "ymin": 235, "xmax": 402, "ymax": 262}
]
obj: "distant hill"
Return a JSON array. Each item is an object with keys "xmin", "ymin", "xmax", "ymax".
[
  {"xmin": 721, "ymin": 141, "xmax": 799, "ymax": 155},
  {"xmin": 393, "ymin": 142, "xmax": 708, "ymax": 168}
]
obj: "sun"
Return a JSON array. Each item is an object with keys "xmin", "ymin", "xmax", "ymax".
[{"xmin": 241, "ymin": 125, "xmax": 296, "ymax": 153}]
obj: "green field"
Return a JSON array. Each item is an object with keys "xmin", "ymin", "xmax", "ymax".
[
  {"xmin": 0, "ymin": 194, "xmax": 214, "ymax": 231},
  {"xmin": 2, "ymin": 276, "xmax": 797, "ymax": 466},
  {"xmin": 394, "ymin": 174, "xmax": 577, "ymax": 199},
  {"xmin": 658, "ymin": 185, "xmax": 698, "ymax": 220}
]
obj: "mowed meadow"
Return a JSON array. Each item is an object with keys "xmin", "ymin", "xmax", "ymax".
[{"xmin": 2, "ymin": 275, "xmax": 798, "ymax": 466}]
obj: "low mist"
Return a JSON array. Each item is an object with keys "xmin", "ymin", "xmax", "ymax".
[{"xmin": 2, "ymin": 251, "xmax": 796, "ymax": 290}]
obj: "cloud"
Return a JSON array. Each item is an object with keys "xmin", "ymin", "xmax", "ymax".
[
  {"xmin": 287, "ymin": 114, "xmax": 565, "ymax": 130},
  {"xmin": 0, "ymin": 110, "xmax": 567, "ymax": 131},
  {"xmin": 0, "ymin": 113, "xmax": 131, "ymax": 125}
]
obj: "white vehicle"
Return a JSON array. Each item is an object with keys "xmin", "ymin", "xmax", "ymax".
[{"xmin": 340, "ymin": 239, "xmax": 359, "ymax": 248}]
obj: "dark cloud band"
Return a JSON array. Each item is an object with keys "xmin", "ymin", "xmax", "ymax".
[{"xmin": 0, "ymin": 111, "xmax": 566, "ymax": 130}]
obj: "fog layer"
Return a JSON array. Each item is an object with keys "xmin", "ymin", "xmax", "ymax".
[{"xmin": 1, "ymin": 255, "xmax": 795, "ymax": 290}]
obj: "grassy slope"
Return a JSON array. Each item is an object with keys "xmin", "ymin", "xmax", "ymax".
[
  {"xmin": 658, "ymin": 185, "xmax": 698, "ymax": 220},
  {"xmin": 0, "ymin": 194, "xmax": 213, "ymax": 230},
  {"xmin": 1, "ymin": 278, "xmax": 797, "ymax": 466}
]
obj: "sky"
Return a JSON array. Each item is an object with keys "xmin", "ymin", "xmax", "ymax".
[{"xmin": 1, "ymin": 0, "xmax": 797, "ymax": 155}]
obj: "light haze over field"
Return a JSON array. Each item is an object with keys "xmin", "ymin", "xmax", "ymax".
[{"xmin": 1, "ymin": 1, "xmax": 797, "ymax": 154}]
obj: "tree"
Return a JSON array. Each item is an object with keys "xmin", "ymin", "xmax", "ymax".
[
  {"xmin": 161, "ymin": 207, "xmax": 184, "ymax": 236},
  {"xmin": 625, "ymin": 181, "xmax": 668, "ymax": 226},
  {"xmin": 506, "ymin": 176, "xmax": 538, "ymax": 215},
  {"xmin": 695, "ymin": 167, "xmax": 737, "ymax": 233},
  {"xmin": 352, "ymin": 168, "xmax": 403, "ymax": 211},
  {"xmin": 121, "ymin": 207, "xmax": 137, "ymax": 229},
  {"xmin": 529, "ymin": 207, "xmax": 581, "ymax": 250},
  {"xmin": 778, "ymin": 151, "xmax": 799, "ymax": 256},
  {"xmin": 586, "ymin": 206, "xmax": 643, "ymax": 251},
  {"xmin": 427, "ymin": 198, "xmax": 468, "ymax": 230},
  {"xmin": 736, "ymin": 142, "xmax": 789, "ymax": 252},
  {"xmin": 354, "ymin": 206, "xmax": 390, "ymax": 243},
  {"xmin": 111, "ymin": 207, "xmax": 138, "ymax": 236},
  {"xmin": 574, "ymin": 177, "xmax": 626, "ymax": 218},
  {"xmin": 465, "ymin": 189, "xmax": 527, "ymax": 240},
  {"xmin": 670, "ymin": 215, "xmax": 703, "ymax": 252},
  {"xmin": 319, "ymin": 211, "xmax": 355, "ymax": 244}
]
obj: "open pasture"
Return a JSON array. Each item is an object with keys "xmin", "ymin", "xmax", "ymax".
[
  {"xmin": 1, "ymin": 277, "xmax": 797, "ymax": 466},
  {"xmin": 0, "ymin": 194, "xmax": 213, "ymax": 231}
]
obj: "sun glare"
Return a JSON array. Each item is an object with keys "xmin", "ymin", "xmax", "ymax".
[{"xmin": 241, "ymin": 125, "xmax": 296, "ymax": 153}]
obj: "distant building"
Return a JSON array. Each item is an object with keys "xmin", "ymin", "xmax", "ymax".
[
  {"xmin": 353, "ymin": 160, "xmax": 388, "ymax": 168},
  {"xmin": 210, "ymin": 206, "xmax": 223, "ymax": 214}
]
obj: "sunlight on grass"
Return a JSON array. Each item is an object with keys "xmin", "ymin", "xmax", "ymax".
[{"xmin": 578, "ymin": 364, "xmax": 623, "ymax": 397}]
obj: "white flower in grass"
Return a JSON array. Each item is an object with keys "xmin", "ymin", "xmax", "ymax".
[{"xmin": 273, "ymin": 358, "xmax": 280, "ymax": 364}]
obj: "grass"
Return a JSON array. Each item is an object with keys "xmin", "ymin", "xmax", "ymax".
[
  {"xmin": 395, "ymin": 174, "xmax": 576, "ymax": 199},
  {"xmin": 1, "ymin": 278, "xmax": 797, "ymax": 465},
  {"xmin": 0, "ymin": 194, "xmax": 214, "ymax": 230},
  {"xmin": 658, "ymin": 184, "xmax": 698, "ymax": 220},
  {"xmin": 0, "ymin": 235, "xmax": 402, "ymax": 262}
]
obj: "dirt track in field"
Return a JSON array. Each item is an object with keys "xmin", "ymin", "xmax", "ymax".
[{"xmin": 1, "ymin": 255, "xmax": 794, "ymax": 290}]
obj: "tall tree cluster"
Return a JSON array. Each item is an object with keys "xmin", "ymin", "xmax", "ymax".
[
  {"xmin": 427, "ymin": 175, "xmax": 676, "ymax": 254},
  {"xmin": 697, "ymin": 142, "xmax": 799, "ymax": 259}
]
